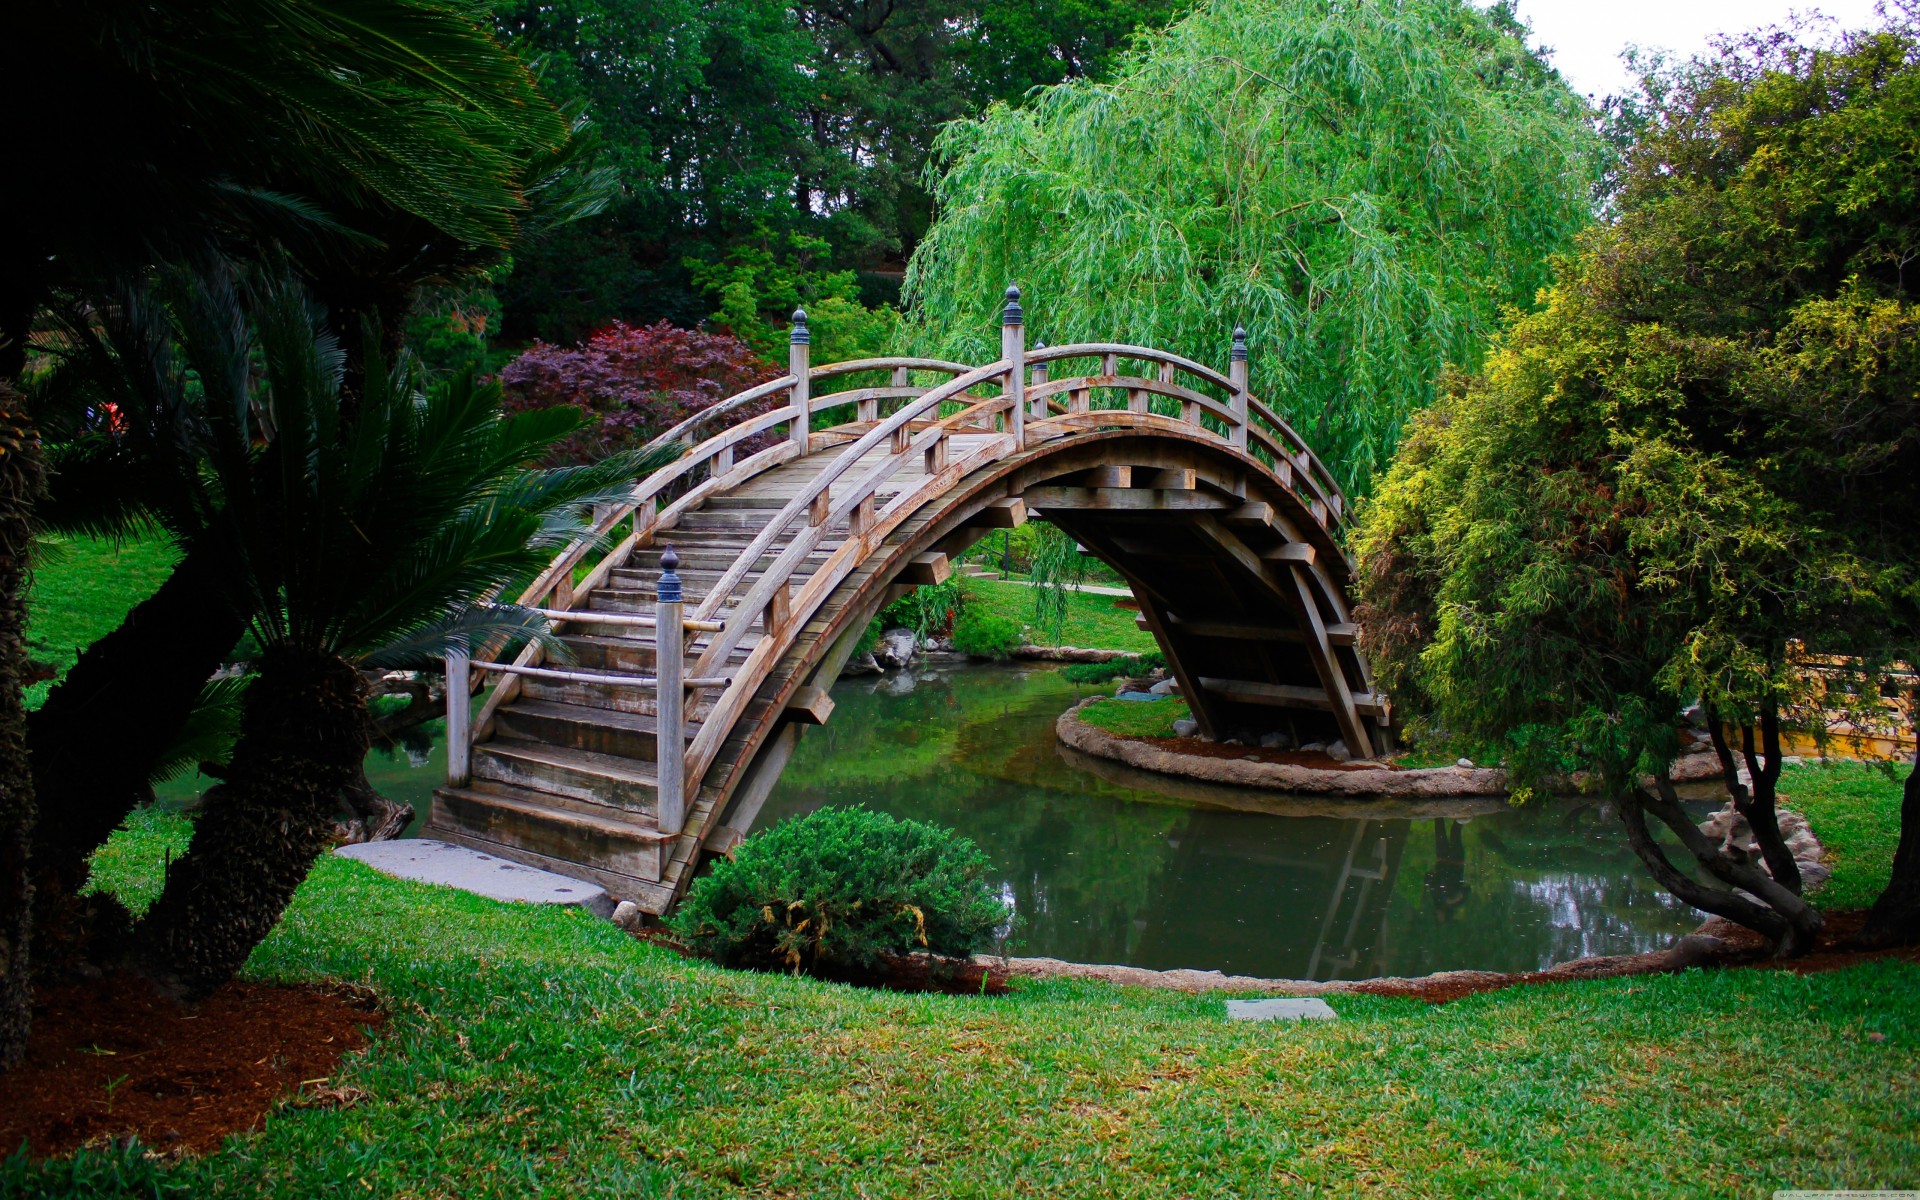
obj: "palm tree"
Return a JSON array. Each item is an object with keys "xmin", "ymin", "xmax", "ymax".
[
  {"xmin": 127, "ymin": 271, "xmax": 677, "ymax": 998},
  {"xmin": 0, "ymin": 0, "xmax": 577, "ymax": 1064}
]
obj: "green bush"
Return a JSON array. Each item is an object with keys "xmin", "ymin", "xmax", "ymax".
[
  {"xmin": 1061, "ymin": 651, "xmax": 1166, "ymax": 684},
  {"xmin": 669, "ymin": 807, "xmax": 1009, "ymax": 974},
  {"xmin": 950, "ymin": 608, "xmax": 1022, "ymax": 659}
]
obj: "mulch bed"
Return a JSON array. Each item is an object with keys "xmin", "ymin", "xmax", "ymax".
[
  {"xmin": 0, "ymin": 973, "xmax": 383, "ymax": 1158},
  {"xmin": 1350, "ymin": 911, "xmax": 1920, "ymax": 1004},
  {"xmin": 1126, "ymin": 734, "xmax": 1381, "ymax": 772}
]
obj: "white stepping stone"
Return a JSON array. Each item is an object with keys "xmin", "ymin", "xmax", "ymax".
[
  {"xmin": 336, "ymin": 838, "xmax": 614, "ymax": 918},
  {"xmin": 1225, "ymin": 997, "xmax": 1338, "ymax": 1022}
]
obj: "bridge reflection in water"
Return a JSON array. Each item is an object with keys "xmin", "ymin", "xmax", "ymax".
[{"xmin": 760, "ymin": 662, "xmax": 1700, "ymax": 980}]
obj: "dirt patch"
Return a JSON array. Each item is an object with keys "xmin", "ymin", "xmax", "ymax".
[
  {"xmin": 1348, "ymin": 911, "xmax": 1920, "ymax": 1004},
  {"xmin": 630, "ymin": 928, "xmax": 1013, "ymax": 995},
  {"xmin": 0, "ymin": 972, "xmax": 383, "ymax": 1158}
]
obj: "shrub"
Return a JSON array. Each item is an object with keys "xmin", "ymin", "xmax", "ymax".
[
  {"xmin": 1061, "ymin": 651, "xmax": 1166, "ymax": 685},
  {"xmin": 877, "ymin": 579, "xmax": 964, "ymax": 639},
  {"xmin": 950, "ymin": 608, "xmax": 1022, "ymax": 660},
  {"xmin": 498, "ymin": 321, "xmax": 779, "ymax": 465},
  {"xmin": 669, "ymin": 807, "xmax": 1009, "ymax": 974}
]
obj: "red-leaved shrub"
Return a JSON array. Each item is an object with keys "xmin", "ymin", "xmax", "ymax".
[{"xmin": 499, "ymin": 321, "xmax": 780, "ymax": 464}]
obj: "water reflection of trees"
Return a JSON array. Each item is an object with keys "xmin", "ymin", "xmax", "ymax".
[{"xmin": 760, "ymin": 664, "xmax": 1703, "ymax": 979}]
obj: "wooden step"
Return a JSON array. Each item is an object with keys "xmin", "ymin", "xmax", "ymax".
[
  {"xmin": 556, "ymin": 633, "xmax": 754, "ymax": 673},
  {"xmin": 431, "ymin": 784, "xmax": 671, "ymax": 881},
  {"xmin": 492, "ymin": 698, "xmax": 695, "ymax": 761},
  {"xmin": 518, "ymin": 674, "xmax": 721, "ymax": 720},
  {"xmin": 472, "ymin": 739, "xmax": 660, "ymax": 812}
]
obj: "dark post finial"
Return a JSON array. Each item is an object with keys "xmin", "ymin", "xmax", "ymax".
[
  {"xmin": 1001, "ymin": 285, "xmax": 1023, "ymax": 327},
  {"xmin": 657, "ymin": 543, "xmax": 683, "ymax": 603},
  {"xmin": 1231, "ymin": 324, "xmax": 1248, "ymax": 362},
  {"xmin": 790, "ymin": 308, "xmax": 809, "ymax": 345}
]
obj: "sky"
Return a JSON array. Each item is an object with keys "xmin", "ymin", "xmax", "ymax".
[{"xmin": 1503, "ymin": 0, "xmax": 1890, "ymax": 99}]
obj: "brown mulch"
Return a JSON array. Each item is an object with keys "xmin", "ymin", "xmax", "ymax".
[
  {"xmin": 628, "ymin": 927, "xmax": 1013, "ymax": 995},
  {"xmin": 1349, "ymin": 910, "xmax": 1920, "ymax": 1004},
  {"xmin": 0, "ymin": 973, "xmax": 383, "ymax": 1158},
  {"xmin": 1141, "ymin": 736, "xmax": 1381, "ymax": 771}
]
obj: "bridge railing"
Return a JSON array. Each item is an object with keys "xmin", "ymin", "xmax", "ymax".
[{"xmin": 449, "ymin": 286, "xmax": 1352, "ymax": 843}]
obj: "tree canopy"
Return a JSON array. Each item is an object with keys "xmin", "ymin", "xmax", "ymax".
[
  {"xmin": 488, "ymin": 0, "xmax": 1182, "ymax": 344},
  {"xmin": 1351, "ymin": 13, "xmax": 1920, "ymax": 949},
  {"xmin": 902, "ymin": 0, "xmax": 1603, "ymax": 493}
]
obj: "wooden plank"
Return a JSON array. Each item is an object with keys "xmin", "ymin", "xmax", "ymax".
[
  {"xmin": 1023, "ymin": 487, "xmax": 1232, "ymax": 512},
  {"xmin": 901, "ymin": 551, "xmax": 951, "ymax": 586},
  {"xmin": 1165, "ymin": 616, "xmax": 1308, "ymax": 643},
  {"xmin": 1082, "ymin": 465, "xmax": 1131, "ymax": 488},
  {"xmin": 1226, "ymin": 501, "xmax": 1274, "ymax": 528},
  {"xmin": 970, "ymin": 496, "xmax": 1028, "ymax": 528},
  {"xmin": 1196, "ymin": 677, "xmax": 1387, "ymax": 716},
  {"xmin": 785, "ymin": 685, "xmax": 835, "ymax": 726},
  {"xmin": 1262, "ymin": 541, "xmax": 1316, "ymax": 565}
]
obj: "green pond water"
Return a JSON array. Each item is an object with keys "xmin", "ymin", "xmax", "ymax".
[{"xmin": 759, "ymin": 662, "xmax": 1704, "ymax": 980}]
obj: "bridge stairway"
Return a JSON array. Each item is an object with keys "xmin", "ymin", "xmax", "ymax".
[{"xmin": 428, "ymin": 441, "xmax": 950, "ymax": 911}]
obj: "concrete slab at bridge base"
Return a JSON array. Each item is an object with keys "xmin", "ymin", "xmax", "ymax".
[
  {"xmin": 1225, "ymin": 997, "xmax": 1339, "ymax": 1022},
  {"xmin": 335, "ymin": 838, "xmax": 616, "ymax": 919}
]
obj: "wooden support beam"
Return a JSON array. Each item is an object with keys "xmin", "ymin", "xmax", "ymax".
[
  {"xmin": 1081, "ymin": 465, "xmax": 1131, "ymax": 488},
  {"xmin": 1023, "ymin": 486, "xmax": 1232, "ymax": 512},
  {"xmin": 971, "ymin": 496, "xmax": 1027, "ymax": 528},
  {"xmin": 849, "ymin": 493, "xmax": 876, "ymax": 537},
  {"xmin": 901, "ymin": 551, "xmax": 951, "ymax": 586},
  {"xmin": 1197, "ymin": 677, "xmax": 1387, "ymax": 716},
  {"xmin": 1226, "ymin": 501, "xmax": 1274, "ymax": 528},
  {"xmin": 785, "ymin": 685, "xmax": 835, "ymax": 726},
  {"xmin": 1161, "ymin": 615, "xmax": 1357, "ymax": 646},
  {"xmin": 1261, "ymin": 541, "xmax": 1316, "ymax": 565}
]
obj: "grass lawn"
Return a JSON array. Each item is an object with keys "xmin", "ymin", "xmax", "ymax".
[
  {"xmin": 960, "ymin": 577, "xmax": 1157, "ymax": 654},
  {"xmin": 25, "ymin": 532, "xmax": 179, "ymax": 710},
  {"xmin": 1780, "ymin": 762, "xmax": 1909, "ymax": 911},
  {"xmin": 1078, "ymin": 694, "xmax": 1188, "ymax": 737},
  {"xmin": 12, "ymin": 806, "xmax": 1913, "ymax": 1197},
  {"xmin": 16, "ymin": 533, "xmax": 1919, "ymax": 1197}
]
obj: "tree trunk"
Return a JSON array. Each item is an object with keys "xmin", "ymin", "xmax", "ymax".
[
  {"xmin": 27, "ymin": 539, "xmax": 244, "ymax": 901},
  {"xmin": 1704, "ymin": 705, "xmax": 1802, "ymax": 893},
  {"xmin": 0, "ymin": 385, "xmax": 45, "ymax": 1069},
  {"xmin": 134, "ymin": 649, "xmax": 367, "ymax": 1000},
  {"xmin": 1863, "ymin": 744, "xmax": 1920, "ymax": 947},
  {"xmin": 1618, "ymin": 771, "xmax": 1824, "ymax": 956}
]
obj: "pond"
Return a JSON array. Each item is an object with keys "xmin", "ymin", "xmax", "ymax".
[{"xmin": 760, "ymin": 662, "xmax": 1704, "ymax": 980}]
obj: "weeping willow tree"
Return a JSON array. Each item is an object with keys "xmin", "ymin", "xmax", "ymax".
[{"xmin": 904, "ymin": 0, "xmax": 1602, "ymax": 493}]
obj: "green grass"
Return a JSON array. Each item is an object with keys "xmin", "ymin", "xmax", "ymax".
[
  {"xmin": 25, "ymin": 532, "xmax": 179, "ymax": 710},
  {"xmin": 1078, "ymin": 695, "xmax": 1188, "ymax": 738},
  {"xmin": 960, "ymin": 577, "xmax": 1157, "ymax": 653},
  {"xmin": 18, "ymin": 805, "xmax": 1913, "ymax": 1197},
  {"xmin": 1780, "ymin": 761, "xmax": 1907, "ymax": 911}
]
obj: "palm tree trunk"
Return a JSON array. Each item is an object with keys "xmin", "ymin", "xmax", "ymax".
[
  {"xmin": 134, "ymin": 648, "xmax": 367, "ymax": 999},
  {"xmin": 0, "ymin": 384, "xmax": 45, "ymax": 1068},
  {"xmin": 27, "ymin": 540, "xmax": 245, "ymax": 904}
]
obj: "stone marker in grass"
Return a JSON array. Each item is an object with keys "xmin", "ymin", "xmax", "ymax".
[
  {"xmin": 1225, "ymin": 997, "xmax": 1338, "ymax": 1022},
  {"xmin": 337, "ymin": 839, "xmax": 614, "ymax": 918}
]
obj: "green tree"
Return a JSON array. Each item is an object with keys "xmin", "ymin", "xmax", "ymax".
[
  {"xmin": 0, "ymin": 0, "xmax": 574, "ymax": 1067},
  {"xmin": 1352, "ymin": 13, "xmax": 1920, "ymax": 953},
  {"xmin": 126, "ymin": 269, "xmax": 678, "ymax": 998},
  {"xmin": 904, "ymin": 0, "xmax": 1602, "ymax": 494}
]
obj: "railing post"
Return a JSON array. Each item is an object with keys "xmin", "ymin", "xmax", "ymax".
[
  {"xmin": 788, "ymin": 308, "xmax": 811, "ymax": 454},
  {"xmin": 1230, "ymin": 324, "xmax": 1250, "ymax": 451},
  {"xmin": 655, "ymin": 545, "xmax": 686, "ymax": 836},
  {"xmin": 1001, "ymin": 286, "xmax": 1025, "ymax": 448},
  {"xmin": 445, "ymin": 647, "xmax": 470, "ymax": 786},
  {"xmin": 1030, "ymin": 342, "xmax": 1048, "ymax": 420}
]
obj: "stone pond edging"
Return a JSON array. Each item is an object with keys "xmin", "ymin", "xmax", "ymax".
[{"xmin": 1053, "ymin": 696, "xmax": 1735, "ymax": 798}]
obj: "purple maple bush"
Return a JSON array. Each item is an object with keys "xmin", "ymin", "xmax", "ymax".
[{"xmin": 499, "ymin": 321, "xmax": 780, "ymax": 465}]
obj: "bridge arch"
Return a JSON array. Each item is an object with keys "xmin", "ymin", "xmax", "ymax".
[{"xmin": 430, "ymin": 293, "xmax": 1387, "ymax": 912}]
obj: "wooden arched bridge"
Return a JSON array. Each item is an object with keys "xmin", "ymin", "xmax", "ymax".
[{"xmin": 429, "ymin": 289, "xmax": 1388, "ymax": 912}]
